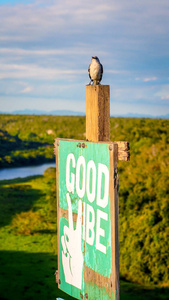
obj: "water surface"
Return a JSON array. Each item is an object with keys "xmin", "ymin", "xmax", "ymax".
[{"xmin": 0, "ymin": 162, "xmax": 56, "ymax": 180}]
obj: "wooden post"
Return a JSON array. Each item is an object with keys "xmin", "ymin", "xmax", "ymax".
[
  {"xmin": 86, "ymin": 85, "xmax": 110, "ymax": 141},
  {"xmin": 54, "ymin": 84, "xmax": 129, "ymax": 300},
  {"xmin": 86, "ymin": 85, "xmax": 120, "ymax": 300}
]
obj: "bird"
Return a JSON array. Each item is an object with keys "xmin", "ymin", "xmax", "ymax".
[{"xmin": 88, "ymin": 56, "xmax": 103, "ymax": 85}]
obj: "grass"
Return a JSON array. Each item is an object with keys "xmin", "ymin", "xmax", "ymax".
[
  {"xmin": 0, "ymin": 174, "xmax": 169, "ymax": 300},
  {"xmin": 0, "ymin": 175, "xmax": 67, "ymax": 300}
]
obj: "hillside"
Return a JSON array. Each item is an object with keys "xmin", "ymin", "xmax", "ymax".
[
  {"xmin": 0, "ymin": 114, "xmax": 169, "ymax": 288},
  {"xmin": 1, "ymin": 170, "xmax": 168, "ymax": 299},
  {"xmin": 0, "ymin": 115, "xmax": 85, "ymax": 168}
]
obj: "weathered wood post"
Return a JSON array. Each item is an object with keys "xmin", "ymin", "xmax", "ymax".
[
  {"xmin": 86, "ymin": 84, "xmax": 119, "ymax": 300},
  {"xmin": 86, "ymin": 85, "xmax": 110, "ymax": 142},
  {"xmin": 55, "ymin": 83, "xmax": 129, "ymax": 300}
]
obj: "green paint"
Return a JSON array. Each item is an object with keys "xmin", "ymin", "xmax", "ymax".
[
  {"xmin": 85, "ymin": 283, "xmax": 117, "ymax": 300},
  {"xmin": 58, "ymin": 140, "xmax": 114, "ymax": 299}
]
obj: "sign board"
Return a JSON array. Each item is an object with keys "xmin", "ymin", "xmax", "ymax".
[{"xmin": 55, "ymin": 139, "xmax": 119, "ymax": 300}]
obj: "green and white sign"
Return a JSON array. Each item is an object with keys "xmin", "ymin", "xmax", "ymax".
[{"xmin": 56, "ymin": 139, "xmax": 118, "ymax": 300}]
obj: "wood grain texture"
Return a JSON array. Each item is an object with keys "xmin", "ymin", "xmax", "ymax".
[
  {"xmin": 86, "ymin": 85, "xmax": 119, "ymax": 299},
  {"xmin": 55, "ymin": 140, "xmax": 60, "ymax": 288},
  {"xmin": 115, "ymin": 141, "xmax": 130, "ymax": 161},
  {"xmin": 86, "ymin": 85, "xmax": 110, "ymax": 142},
  {"xmin": 109, "ymin": 143, "xmax": 119, "ymax": 300}
]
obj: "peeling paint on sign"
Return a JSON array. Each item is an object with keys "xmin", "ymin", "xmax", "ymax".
[{"xmin": 56, "ymin": 139, "xmax": 118, "ymax": 300}]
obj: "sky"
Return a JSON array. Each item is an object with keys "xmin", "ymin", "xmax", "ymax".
[{"xmin": 0, "ymin": 0, "xmax": 169, "ymax": 116}]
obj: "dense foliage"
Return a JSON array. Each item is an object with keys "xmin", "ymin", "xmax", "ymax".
[
  {"xmin": 1, "ymin": 172, "xmax": 169, "ymax": 299},
  {"xmin": 0, "ymin": 115, "xmax": 85, "ymax": 168},
  {"xmin": 0, "ymin": 114, "xmax": 169, "ymax": 288},
  {"xmin": 111, "ymin": 118, "xmax": 169, "ymax": 286},
  {"xmin": 119, "ymin": 137, "xmax": 169, "ymax": 285}
]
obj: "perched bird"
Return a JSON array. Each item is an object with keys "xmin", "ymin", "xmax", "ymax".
[{"xmin": 88, "ymin": 56, "xmax": 103, "ymax": 85}]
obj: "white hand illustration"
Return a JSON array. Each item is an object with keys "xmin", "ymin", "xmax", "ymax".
[{"xmin": 61, "ymin": 193, "xmax": 83, "ymax": 289}]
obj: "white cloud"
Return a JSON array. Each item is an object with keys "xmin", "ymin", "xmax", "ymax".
[
  {"xmin": 155, "ymin": 84, "xmax": 169, "ymax": 102},
  {"xmin": 0, "ymin": 47, "xmax": 107, "ymax": 59},
  {"xmin": 143, "ymin": 77, "xmax": 157, "ymax": 82},
  {"xmin": 0, "ymin": 0, "xmax": 169, "ymax": 115},
  {"xmin": 161, "ymin": 95, "xmax": 169, "ymax": 100},
  {"xmin": 0, "ymin": 63, "xmax": 86, "ymax": 80},
  {"xmin": 106, "ymin": 70, "xmax": 124, "ymax": 74},
  {"xmin": 136, "ymin": 77, "xmax": 158, "ymax": 82},
  {"xmin": 20, "ymin": 86, "xmax": 33, "ymax": 93},
  {"xmin": 0, "ymin": 0, "xmax": 117, "ymax": 43}
]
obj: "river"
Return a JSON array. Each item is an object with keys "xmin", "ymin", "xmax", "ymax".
[{"xmin": 0, "ymin": 162, "xmax": 56, "ymax": 180}]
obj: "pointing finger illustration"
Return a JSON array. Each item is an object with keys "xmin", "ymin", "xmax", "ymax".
[{"xmin": 61, "ymin": 193, "xmax": 83, "ymax": 289}]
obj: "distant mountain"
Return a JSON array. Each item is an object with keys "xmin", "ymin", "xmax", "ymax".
[
  {"xmin": 0, "ymin": 109, "xmax": 85, "ymax": 116},
  {"xmin": 112, "ymin": 113, "xmax": 169, "ymax": 119},
  {"xmin": 0, "ymin": 109, "xmax": 168, "ymax": 119}
]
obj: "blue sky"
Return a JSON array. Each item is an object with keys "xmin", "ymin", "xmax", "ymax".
[{"xmin": 0, "ymin": 0, "xmax": 169, "ymax": 116}]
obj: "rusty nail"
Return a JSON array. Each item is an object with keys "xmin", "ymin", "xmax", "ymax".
[
  {"xmin": 82, "ymin": 143, "xmax": 85, "ymax": 148},
  {"xmin": 109, "ymin": 145, "xmax": 113, "ymax": 151},
  {"xmin": 59, "ymin": 279, "xmax": 61, "ymax": 284},
  {"xmin": 85, "ymin": 293, "xmax": 88, "ymax": 299},
  {"xmin": 78, "ymin": 143, "xmax": 81, "ymax": 148},
  {"xmin": 80, "ymin": 293, "xmax": 83, "ymax": 299},
  {"xmin": 57, "ymin": 141, "xmax": 59, "ymax": 146}
]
